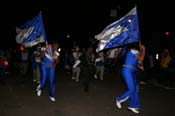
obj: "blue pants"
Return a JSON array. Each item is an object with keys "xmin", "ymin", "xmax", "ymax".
[
  {"xmin": 39, "ymin": 64, "xmax": 55, "ymax": 97},
  {"xmin": 116, "ymin": 67, "xmax": 141, "ymax": 108}
]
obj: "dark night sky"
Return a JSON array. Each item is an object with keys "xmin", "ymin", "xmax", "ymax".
[{"xmin": 0, "ymin": 0, "xmax": 174, "ymax": 49}]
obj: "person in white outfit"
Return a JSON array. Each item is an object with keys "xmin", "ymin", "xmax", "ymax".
[
  {"xmin": 94, "ymin": 51, "xmax": 105, "ymax": 80},
  {"xmin": 71, "ymin": 47, "xmax": 81, "ymax": 82}
]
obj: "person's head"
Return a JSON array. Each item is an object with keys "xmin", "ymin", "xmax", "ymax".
[
  {"xmin": 36, "ymin": 45, "xmax": 41, "ymax": 50},
  {"xmin": 74, "ymin": 46, "xmax": 80, "ymax": 52},
  {"xmin": 129, "ymin": 42, "xmax": 140, "ymax": 50},
  {"xmin": 86, "ymin": 45, "xmax": 93, "ymax": 54},
  {"xmin": 99, "ymin": 51, "xmax": 104, "ymax": 56},
  {"xmin": 50, "ymin": 40, "xmax": 59, "ymax": 50},
  {"xmin": 162, "ymin": 49, "xmax": 169, "ymax": 57}
]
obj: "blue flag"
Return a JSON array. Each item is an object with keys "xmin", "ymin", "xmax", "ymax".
[
  {"xmin": 16, "ymin": 13, "xmax": 47, "ymax": 47},
  {"xmin": 95, "ymin": 6, "xmax": 140, "ymax": 52}
]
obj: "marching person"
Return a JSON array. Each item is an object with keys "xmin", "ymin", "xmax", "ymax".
[
  {"xmin": 36, "ymin": 41, "xmax": 60, "ymax": 102},
  {"xmin": 20, "ymin": 48, "xmax": 29, "ymax": 76},
  {"xmin": 71, "ymin": 46, "xmax": 81, "ymax": 82},
  {"xmin": 115, "ymin": 42, "xmax": 145, "ymax": 114},
  {"xmin": 32, "ymin": 46, "xmax": 41, "ymax": 84},
  {"xmin": 94, "ymin": 51, "xmax": 105, "ymax": 80},
  {"xmin": 80, "ymin": 45, "xmax": 95, "ymax": 92}
]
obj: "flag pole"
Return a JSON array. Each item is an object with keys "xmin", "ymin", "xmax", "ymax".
[
  {"xmin": 135, "ymin": 4, "xmax": 142, "ymax": 44},
  {"xmin": 39, "ymin": 11, "xmax": 52, "ymax": 59},
  {"xmin": 39, "ymin": 11, "xmax": 48, "ymax": 45}
]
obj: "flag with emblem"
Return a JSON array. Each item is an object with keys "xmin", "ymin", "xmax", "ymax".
[
  {"xmin": 16, "ymin": 12, "xmax": 47, "ymax": 47},
  {"xmin": 95, "ymin": 6, "xmax": 140, "ymax": 52}
]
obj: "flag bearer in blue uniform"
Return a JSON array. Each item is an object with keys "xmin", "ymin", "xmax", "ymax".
[
  {"xmin": 115, "ymin": 42, "xmax": 145, "ymax": 114},
  {"xmin": 37, "ymin": 41, "xmax": 60, "ymax": 102}
]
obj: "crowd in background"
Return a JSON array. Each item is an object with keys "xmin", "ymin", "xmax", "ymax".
[{"xmin": 0, "ymin": 43, "xmax": 175, "ymax": 89}]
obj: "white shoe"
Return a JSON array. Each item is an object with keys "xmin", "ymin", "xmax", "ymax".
[
  {"xmin": 37, "ymin": 90, "xmax": 41, "ymax": 96},
  {"xmin": 33, "ymin": 79, "xmax": 37, "ymax": 82},
  {"xmin": 116, "ymin": 100, "xmax": 122, "ymax": 109},
  {"xmin": 128, "ymin": 107, "xmax": 140, "ymax": 114},
  {"xmin": 49, "ymin": 96, "xmax": 56, "ymax": 102},
  {"xmin": 36, "ymin": 84, "xmax": 40, "ymax": 91},
  {"xmin": 140, "ymin": 81, "xmax": 147, "ymax": 85},
  {"xmin": 75, "ymin": 79, "xmax": 79, "ymax": 82},
  {"xmin": 94, "ymin": 75, "xmax": 98, "ymax": 79}
]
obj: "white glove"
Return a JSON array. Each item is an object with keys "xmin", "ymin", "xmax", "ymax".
[
  {"xmin": 73, "ymin": 60, "xmax": 81, "ymax": 68},
  {"xmin": 95, "ymin": 58, "xmax": 101, "ymax": 62}
]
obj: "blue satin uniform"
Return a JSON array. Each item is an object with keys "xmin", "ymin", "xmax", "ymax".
[
  {"xmin": 116, "ymin": 49, "xmax": 141, "ymax": 108},
  {"xmin": 39, "ymin": 46, "xmax": 58, "ymax": 97}
]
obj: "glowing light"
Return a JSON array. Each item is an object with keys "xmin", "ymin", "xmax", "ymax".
[
  {"xmin": 67, "ymin": 35, "xmax": 70, "ymax": 38},
  {"xmin": 58, "ymin": 48, "xmax": 61, "ymax": 52},
  {"xmin": 156, "ymin": 54, "xmax": 159, "ymax": 60},
  {"xmin": 165, "ymin": 31, "xmax": 169, "ymax": 36},
  {"xmin": 128, "ymin": 19, "xmax": 132, "ymax": 23}
]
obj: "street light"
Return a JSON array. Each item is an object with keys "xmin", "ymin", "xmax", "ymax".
[{"xmin": 67, "ymin": 34, "xmax": 70, "ymax": 38}]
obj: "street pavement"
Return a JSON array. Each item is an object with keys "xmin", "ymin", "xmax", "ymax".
[{"xmin": 0, "ymin": 68, "xmax": 175, "ymax": 116}]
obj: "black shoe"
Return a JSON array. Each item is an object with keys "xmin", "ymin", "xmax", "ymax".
[{"xmin": 84, "ymin": 87, "xmax": 89, "ymax": 92}]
